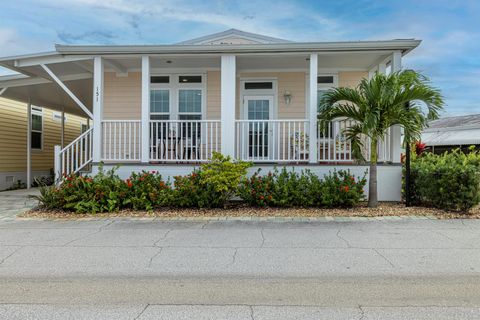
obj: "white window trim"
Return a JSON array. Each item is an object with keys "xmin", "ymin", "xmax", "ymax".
[
  {"xmin": 149, "ymin": 73, "xmax": 206, "ymax": 121},
  {"xmin": 31, "ymin": 106, "xmax": 43, "ymax": 151}
]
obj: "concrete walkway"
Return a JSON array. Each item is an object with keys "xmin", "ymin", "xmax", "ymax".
[
  {"xmin": 0, "ymin": 217, "xmax": 479, "ymax": 319},
  {"xmin": 0, "ymin": 188, "xmax": 39, "ymax": 220}
]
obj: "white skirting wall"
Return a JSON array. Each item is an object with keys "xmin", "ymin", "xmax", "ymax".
[
  {"xmin": 0, "ymin": 170, "xmax": 51, "ymax": 191},
  {"xmin": 91, "ymin": 164, "xmax": 402, "ymax": 201}
]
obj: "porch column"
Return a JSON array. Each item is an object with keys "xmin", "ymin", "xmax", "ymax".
[
  {"xmin": 221, "ymin": 55, "xmax": 236, "ymax": 157},
  {"xmin": 26, "ymin": 100, "xmax": 31, "ymax": 189},
  {"xmin": 141, "ymin": 56, "xmax": 150, "ymax": 163},
  {"xmin": 308, "ymin": 53, "xmax": 318, "ymax": 163},
  {"xmin": 92, "ymin": 56, "xmax": 104, "ymax": 163},
  {"xmin": 61, "ymin": 107, "xmax": 65, "ymax": 148},
  {"xmin": 390, "ymin": 51, "xmax": 402, "ymax": 163}
]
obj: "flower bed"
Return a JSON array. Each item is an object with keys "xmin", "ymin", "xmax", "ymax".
[{"xmin": 32, "ymin": 153, "xmax": 367, "ymax": 214}]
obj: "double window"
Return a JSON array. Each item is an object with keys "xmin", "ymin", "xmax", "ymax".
[
  {"xmin": 149, "ymin": 75, "xmax": 204, "ymax": 121},
  {"xmin": 31, "ymin": 106, "xmax": 43, "ymax": 150}
]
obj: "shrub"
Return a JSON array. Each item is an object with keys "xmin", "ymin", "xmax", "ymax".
[
  {"xmin": 173, "ymin": 153, "xmax": 252, "ymax": 208},
  {"xmin": 315, "ymin": 170, "xmax": 366, "ymax": 207},
  {"xmin": 410, "ymin": 148, "xmax": 480, "ymax": 211},
  {"xmin": 238, "ymin": 168, "xmax": 366, "ymax": 208},
  {"xmin": 123, "ymin": 170, "xmax": 173, "ymax": 211}
]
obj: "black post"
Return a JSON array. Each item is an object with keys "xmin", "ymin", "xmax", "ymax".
[{"xmin": 404, "ymin": 102, "xmax": 411, "ymax": 207}]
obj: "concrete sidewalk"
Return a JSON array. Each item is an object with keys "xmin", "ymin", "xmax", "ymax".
[
  {"xmin": 0, "ymin": 187, "xmax": 39, "ymax": 220},
  {"xmin": 0, "ymin": 217, "xmax": 479, "ymax": 319}
]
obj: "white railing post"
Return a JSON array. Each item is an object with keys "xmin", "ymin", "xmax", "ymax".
[
  {"xmin": 92, "ymin": 56, "xmax": 103, "ymax": 163},
  {"xmin": 390, "ymin": 51, "xmax": 402, "ymax": 163},
  {"xmin": 221, "ymin": 55, "xmax": 236, "ymax": 158},
  {"xmin": 54, "ymin": 145, "xmax": 61, "ymax": 183},
  {"xmin": 308, "ymin": 53, "xmax": 318, "ymax": 163},
  {"xmin": 141, "ymin": 56, "xmax": 150, "ymax": 163}
]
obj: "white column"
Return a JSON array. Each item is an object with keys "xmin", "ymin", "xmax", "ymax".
[
  {"xmin": 221, "ymin": 55, "xmax": 236, "ymax": 157},
  {"xmin": 54, "ymin": 145, "xmax": 61, "ymax": 183},
  {"xmin": 61, "ymin": 107, "xmax": 65, "ymax": 148},
  {"xmin": 141, "ymin": 56, "xmax": 150, "ymax": 163},
  {"xmin": 308, "ymin": 53, "xmax": 318, "ymax": 163},
  {"xmin": 92, "ymin": 56, "xmax": 104, "ymax": 163},
  {"xmin": 390, "ymin": 51, "xmax": 402, "ymax": 163},
  {"xmin": 26, "ymin": 101, "xmax": 31, "ymax": 189}
]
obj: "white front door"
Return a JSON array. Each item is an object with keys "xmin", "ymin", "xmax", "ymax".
[{"xmin": 243, "ymin": 96, "xmax": 274, "ymax": 160}]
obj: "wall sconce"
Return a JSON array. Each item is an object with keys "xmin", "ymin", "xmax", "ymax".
[{"xmin": 284, "ymin": 91, "xmax": 292, "ymax": 105}]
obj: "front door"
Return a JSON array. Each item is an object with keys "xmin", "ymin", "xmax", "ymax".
[{"xmin": 243, "ymin": 96, "xmax": 274, "ymax": 160}]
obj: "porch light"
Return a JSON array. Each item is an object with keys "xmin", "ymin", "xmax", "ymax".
[{"xmin": 283, "ymin": 91, "xmax": 292, "ymax": 105}]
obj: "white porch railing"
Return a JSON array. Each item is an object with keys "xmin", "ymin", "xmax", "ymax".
[
  {"xmin": 97, "ymin": 118, "xmax": 393, "ymax": 164},
  {"xmin": 101, "ymin": 120, "xmax": 141, "ymax": 161},
  {"xmin": 317, "ymin": 119, "xmax": 354, "ymax": 162},
  {"xmin": 235, "ymin": 120, "xmax": 310, "ymax": 162},
  {"xmin": 54, "ymin": 127, "xmax": 93, "ymax": 179},
  {"xmin": 149, "ymin": 120, "xmax": 221, "ymax": 162}
]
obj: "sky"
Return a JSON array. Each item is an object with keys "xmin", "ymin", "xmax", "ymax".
[{"xmin": 0, "ymin": 0, "xmax": 479, "ymax": 116}]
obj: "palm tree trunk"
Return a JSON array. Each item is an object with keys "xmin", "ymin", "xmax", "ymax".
[{"xmin": 368, "ymin": 139, "xmax": 378, "ymax": 208}]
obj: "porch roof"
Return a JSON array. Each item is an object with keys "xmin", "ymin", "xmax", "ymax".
[{"xmin": 0, "ymin": 38, "xmax": 420, "ymax": 118}]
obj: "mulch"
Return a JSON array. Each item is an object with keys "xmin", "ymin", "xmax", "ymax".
[{"xmin": 22, "ymin": 202, "xmax": 480, "ymax": 220}]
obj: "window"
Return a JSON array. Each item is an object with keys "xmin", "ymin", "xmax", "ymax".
[
  {"xmin": 31, "ymin": 106, "xmax": 43, "ymax": 150},
  {"xmin": 179, "ymin": 75, "xmax": 202, "ymax": 83},
  {"xmin": 149, "ymin": 74, "xmax": 204, "ymax": 121},
  {"xmin": 151, "ymin": 76, "xmax": 169, "ymax": 84},
  {"xmin": 317, "ymin": 76, "xmax": 334, "ymax": 84},
  {"xmin": 178, "ymin": 89, "xmax": 202, "ymax": 120},
  {"xmin": 81, "ymin": 123, "xmax": 89, "ymax": 133},
  {"xmin": 316, "ymin": 75, "xmax": 337, "ymax": 139},
  {"xmin": 244, "ymin": 82, "xmax": 273, "ymax": 90},
  {"xmin": 150, "ymin": 89, "xmax": 170, "ymax": 120}
]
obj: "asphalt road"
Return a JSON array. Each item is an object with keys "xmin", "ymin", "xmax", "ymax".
[{"xmin": 0, "ymin": 217, "xmax": 479, "ymax": 319}]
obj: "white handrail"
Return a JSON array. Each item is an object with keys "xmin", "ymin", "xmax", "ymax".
[{"xmin": 55, "ymin": 127, "xmax": 93, "ymax": 181}]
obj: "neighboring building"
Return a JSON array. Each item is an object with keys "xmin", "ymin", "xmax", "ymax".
[
  {"xmin": 0, "ymin": 97, "xmax": 88, "ymax": 190},
  {"xmin": 0, "ymin": 29, "xmax": 421, "ymax": 200},
  {"xmin": 422, "ymin": 114, "xmax": 480, "ymax": 154}
]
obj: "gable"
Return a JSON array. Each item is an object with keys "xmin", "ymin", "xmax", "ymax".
[{"xmin": 178, "ymin": 29, "xmax": 292, "ymax": 45}]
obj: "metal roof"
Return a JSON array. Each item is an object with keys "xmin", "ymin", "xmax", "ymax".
[{"xmin": 422, "ymin": 114, "xmax": 480, "ymax": 146}]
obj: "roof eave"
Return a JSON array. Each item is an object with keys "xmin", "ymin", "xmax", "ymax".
[{"xmin": 54, "ymin": 40, "xmax": 421, "ymax": 55}]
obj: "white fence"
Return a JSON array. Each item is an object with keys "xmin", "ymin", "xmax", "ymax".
[
  {"xmin": 97, "ymin": 119, "xmax": 393, "ymax": 164},
  {"xmin": 149, "ymin": 120, "xmax": 221, "ymax": 162},
  {"xmin": 101, "ymin": 120, "xmax": 141, "ymax": 161},
  {"xmin": 235, "ymin": 120, "xmax": 310, "ymax": 162}
]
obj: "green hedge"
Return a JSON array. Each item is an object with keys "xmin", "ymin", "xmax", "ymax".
[
  {"xmin": 237, "ymin": 168, "xmax": 366, "ymax": 208},
  {"xmin": 410, "ymin": 148, "xmax": 480, "ymax": 211},
  {"xmin": 33, "ymin": 153, "xmax": 367, "ymax": 213}
]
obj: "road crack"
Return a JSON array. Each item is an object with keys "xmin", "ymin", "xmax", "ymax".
[
  {"xmin": 358, "ymin": 305, "xmax": 365, "ymax": 320},
  {"xmin": 0, "ymin": 246, "xmax": 23, "ymax": 266},
  {"xmin": 249, "ymin": 305, "xmax": 255, "ymax": 320},
  {"xmin": 336, "ymin": 229, "xmax": 352, "ymax": 247},
  {"xmin": 373, "ymin": 248, "xmax": 395, "ymax": 268},
  {"xmin": 134, "ymin": 304, "xmax": 149, "ymax": 320},
  {"xmin": 260, "ymin": 229, "xmax": 266, "ymax": 247},
  {"xmin": 147, "ymin": 248, "xmax": 163, "ymax": 268}
]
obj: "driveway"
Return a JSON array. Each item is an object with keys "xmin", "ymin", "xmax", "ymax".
[{"xmin": 0, "ymin": 216, "xmax": 480, "ymax": 319}]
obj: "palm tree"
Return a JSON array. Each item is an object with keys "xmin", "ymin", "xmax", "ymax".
[{"xmin": 318, "ymin": 70, "xmax": 444, "ymax": 207}]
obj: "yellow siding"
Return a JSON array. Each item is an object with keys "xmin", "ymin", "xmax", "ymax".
[
  {"xmin": 206, "ymin": 71, "xmax": 221, "ymax": 119},
  {"xmin": 103, "ymin": 72, "xmax": 141, "ymax": 120},
  {"xmin": 0, "ymin": 98, "xmax": 87, "ymax": 172},
  {"xmin": 338, "ymin": 71, "xmax": 368, "ymax": 88}
]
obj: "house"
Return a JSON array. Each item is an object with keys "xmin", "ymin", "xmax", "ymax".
[
  {"xmin": 0, "ymin": 97, "xmax": 88, "ymax": 190},
  {"xmin": 421, "ymin": 114, "xmax": 480, "ymax": 154},
  {"xmin": 0, "ymin": 29, "xmax": 421, "ymax": 200}
]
